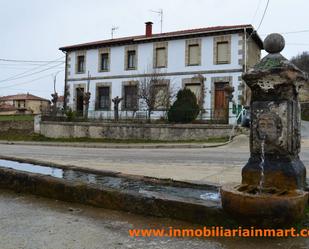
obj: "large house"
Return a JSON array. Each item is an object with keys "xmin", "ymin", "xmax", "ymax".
[
  {"xmin": 0, "ymin": 93, "xmax": 50, "ymax": 115},
  {"xmin": 60, "ymin": 23, "xmax": 263, "ymax": 123}
]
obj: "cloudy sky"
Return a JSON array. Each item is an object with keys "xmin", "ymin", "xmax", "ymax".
[{"xmin": 0, "ymin": 0, "xmax": 308, "ymax": 99}]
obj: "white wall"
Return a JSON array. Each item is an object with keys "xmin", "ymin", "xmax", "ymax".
[
  {"xmin": 66, "ymin": 33, "xmax": 245, "ymax": 122},
  {"xmin": 68, "ymin": 33, "xmax": 242, "ymax": 79}
]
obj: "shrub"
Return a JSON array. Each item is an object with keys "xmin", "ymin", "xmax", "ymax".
[
  {"xmin": 65, "ymin": 108, "xmax": 77, "ymax": 121},
  {"xmin": 167, "ymin": 88, "xmax": 200, "ymax": 123}
]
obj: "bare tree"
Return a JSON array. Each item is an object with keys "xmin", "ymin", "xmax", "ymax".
[
  {"xmin": 291, "ymin": 52, "xmax": 309, "ymax": 74},
  {"xmin": 138, "ymin": 69, "xmax": 174, "ymax": 121},
  {"xmin": 291, "ymin": 52, "xmax": 309, "ymax": 102}
]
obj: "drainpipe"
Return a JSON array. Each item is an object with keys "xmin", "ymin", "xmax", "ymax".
[
  {"xmin": 243, "ymin": 28, "xmax": 248, "ymax": 107},
  {"xmin": 62, "ymin": 51, "xmax": 68, "ymax": 111},
  {"xmin": 244, "ymin": 27, "xmax": 247, "ymax": 72}
]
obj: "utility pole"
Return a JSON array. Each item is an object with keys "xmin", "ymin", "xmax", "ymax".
[
  {"xmin": 150, "ymin": 9, "xmax": 163, "ymax": 33},
  {"xmin": 51, "ymin": 71, "xmax": 61, "ymax": 116}
]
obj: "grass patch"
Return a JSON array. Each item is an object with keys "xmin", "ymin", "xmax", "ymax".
[
  {"xmin": 0, "ymin": 132, "xmax": 229, "ymax": 144},
  {"xmin": 0, "ymin": 115, "xmax": 34, "ymax": 121}
]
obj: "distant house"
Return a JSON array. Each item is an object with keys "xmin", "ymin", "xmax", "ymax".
[
  {"xmin": 0, "ymin": 93, "xmax": 50, "ymax": 115},
  {"xmin": 60, "ymin": 23, "xmax": 263, "ymax": 123},
  {"xmin": 0, "ymin": 103, "xmax": 17, "ymax": 115},
  {"xmin": 56, "ymin": 95, "xmax": 65, "ymax": 110}
]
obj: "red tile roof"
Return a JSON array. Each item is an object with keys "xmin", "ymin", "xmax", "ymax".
[
  {"xmin": 0, "ymin": 103, "xmax": 17, "ymax": 111},
  {"xmin": 60, "ymin": 24, "xmax": 262, "ymax": 51},
  {"xmin": 0, "ymin": 93, "xmax": 49, "ymax": 102},
  {"xmin": 57, "ymin": 96, "xmax": 64, "ymax": 102}
]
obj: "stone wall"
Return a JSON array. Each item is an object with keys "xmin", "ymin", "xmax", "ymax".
[
  {"xmin": 0, "ymin": 120, "xmax": 34, "ymax": 133},
  {"xmin": 40, "ymin": 121, "xmax": 234, "ymax": 141}
]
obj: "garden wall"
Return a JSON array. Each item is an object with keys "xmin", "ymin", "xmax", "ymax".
[
  {"xmin": 0, "ymin": 120, "xmax": 34, "ymax": 134},
  {"xmin": 40, "ymin": 121, "xmax": 234, "ymax": 141}
]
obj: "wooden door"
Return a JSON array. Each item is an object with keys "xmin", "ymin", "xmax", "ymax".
[{"xmin": 214, "ymin": 83, "xmax": 228, "ymax": 123}]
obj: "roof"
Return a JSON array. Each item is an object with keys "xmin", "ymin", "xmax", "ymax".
[
  {"xmin": 0, "ymin": 103, "xmax": 17, "ymax": 112},
  {"xmin": 57, "ymin": 96, "xmax": 64, "ymax": 102},
  {"xmin": 60, "ymin": 24, "xmax": 263, "ymax": 51},
  {"xmin": 0, "ymin": 93, "xmax": 50, "ymax": 102}
]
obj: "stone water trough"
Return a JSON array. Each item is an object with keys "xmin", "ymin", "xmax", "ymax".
[
  {"xmin": 221, "ymin": 33, "xmax": 308, "ymax": 227},
  {"xmin": 0, "ymin": 156, "xmax": 232, "ymax": 226}
]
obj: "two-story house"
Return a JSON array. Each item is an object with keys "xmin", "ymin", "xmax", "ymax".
[
  {"xmin": 59, "ymin": 23, "xmax": 263, "ymax": 123},
  {"xmin": 0, "ymin": 93, "xmax": 50, "ymax": 115}
]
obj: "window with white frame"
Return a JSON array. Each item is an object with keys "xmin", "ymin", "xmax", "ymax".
[
  {"xmin": 100, "ymin": 53, "xmax": 109, "ymax": 71},
  {"xmin": 97, "ymin": 86, "xmax": 110, "ymax": 110},
  {"xmin": 127, "ymin": 50, "xmax": 136, "ymax": 69},
  {"xmin": 77, "ymin": 55, "xmax": 85, "ymax": 73}
]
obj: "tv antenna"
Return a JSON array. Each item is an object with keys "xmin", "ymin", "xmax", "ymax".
[
  {"xmin": 111, "ymin": 26, "xmax": 119, "ymax": 39},
  {"xmin": 150, "ymin": 9, "xmax": 163, "ymax": 33}
]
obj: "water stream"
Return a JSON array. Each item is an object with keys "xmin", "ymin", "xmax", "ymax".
[
  {"xmin": 259, "ymin": 138, "xmax": 265, "ymax": 193},
  {"xmin": 0, "ymin": 159, "xmax": 220, "ymax": 202}
]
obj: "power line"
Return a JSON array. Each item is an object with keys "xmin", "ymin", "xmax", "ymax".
[
  {"xmin": 260, "ymin": 29, "xmax": 309, "ymax": 36},
  {"xmin": 0, "ymin": 70, "xmax": 64, "ymax": 89},
  {"xmin": 286, "ymin": 43, "xmax": 309, "ymax": 46},
  {"xmin": 0, "ymin": 56, "xmax": 64, "ymax": 82},
  {"xmin": 0, "ymin": 65, "xmax": 64, "ymax": 70},
  {"xmin": 251, "ymin": 0, "xmax": 263, "ymax": 24},
  {"xmin": 0, "ymin": 58, "xmax": 65, "ymax": 63},
  {"xmin": 0, "ymin": 61, "xmax": 64, "ymax": 83},
  {"xmin": 4, "ymin": 88, "xmax": 57, "ymax": 93},
  {"xmin": 256, "ymin": 0, "xmax": 270, "ymax": 31}
]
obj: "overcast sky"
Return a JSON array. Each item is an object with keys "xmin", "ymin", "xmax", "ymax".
[{"xmin": 0, "ymin": 0, "xmax": 308, "ymax": 99}]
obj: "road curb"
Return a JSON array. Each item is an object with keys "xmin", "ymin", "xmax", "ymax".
[{"xmin": 0, "ymin": 140, "xmax": 231, "ymax": 149}]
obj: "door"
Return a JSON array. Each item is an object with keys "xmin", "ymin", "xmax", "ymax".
[
  {"xmin": 214, "ymin": 82, "xmax": 229, "ymax": 123},
  {"xmin": 76, "ymin": 87, "xmax": 84, "ymax": 116}
]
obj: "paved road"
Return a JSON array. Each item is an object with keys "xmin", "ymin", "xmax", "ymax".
[
  {"xmin": 0, "ymin": 134, "xmax": 308, "ymax": 184},
  {"xmin": 0, "ymin": 190, "xmax": 307, "ymax": 249}
]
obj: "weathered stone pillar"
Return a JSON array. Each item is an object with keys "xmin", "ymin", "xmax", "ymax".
[{"xmin": 242, "ymin": 33, "xmax": 307, "ymax": 190}]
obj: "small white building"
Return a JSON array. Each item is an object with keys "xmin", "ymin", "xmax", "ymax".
[{"xmin": 60, "ymin": 23, "xmax": 262, "ymax": 123}]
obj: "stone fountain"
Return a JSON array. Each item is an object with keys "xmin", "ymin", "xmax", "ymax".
[{"xmin": 221, "ymin": 33, "xmax": 308, "ymax": 227}]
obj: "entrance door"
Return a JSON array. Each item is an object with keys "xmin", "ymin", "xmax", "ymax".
[
  {"xmin": 214, "ymin": 82, "xmax": 229, "ymax": 123},
  {"xmin": 76, "ymin": 87, "xmax": 84, "ymax": 116}
]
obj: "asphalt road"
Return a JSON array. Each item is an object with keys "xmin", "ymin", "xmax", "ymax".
[{"xmin": 0, "ymin": 134, "xmax": 308, "ymax": 184}]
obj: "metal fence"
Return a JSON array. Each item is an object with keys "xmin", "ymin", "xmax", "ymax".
[{"xmin": 42, "ymin": 106, "xmax": 244, "ymax": 124}]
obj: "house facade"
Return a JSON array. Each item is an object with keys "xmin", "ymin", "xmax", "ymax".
[
  {"xmin": 60, "ymin": 23, "xmax": 262, "ymax": 123},
  {"xmin": 0, "ymin": 93, "xmax": 50, "ymax": 115}
]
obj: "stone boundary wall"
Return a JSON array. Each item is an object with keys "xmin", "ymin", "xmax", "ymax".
[
  {"xmin": 40, "ymin": 121, "xmax": 234, "ymax": 141},
  {"xmin": 0, "ymin": 120, "xmax": 34, "ymax": 133}
]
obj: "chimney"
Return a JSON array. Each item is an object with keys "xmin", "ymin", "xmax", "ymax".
[{"xmin": 145, "ymin": 22, "xmax": 153, "ymax": 37}]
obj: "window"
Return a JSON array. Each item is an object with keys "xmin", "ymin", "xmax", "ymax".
[
  {"xmin": 127, "ymin": 50, "xmax": 136, "ymax": 69},
  {"xmin": 185, "ymin": 83, "xmax": 201, "ymax": 102},
  {"xmin": 124, "ymin": 85, "xmax": 138, "ymax": 110},
  {"xmin": 153, "ymin": 42, "xmax": 168, "ymax": 69},
  {"xmin": 97, "ymin": 87, "xmax": 110, "ymax": 110},
  {"xmin": 155, "ymin": 47, "xmax": 166, "ymax": 68},
  {"xmin": 185, "ymin": 39, "xmax": 201, "ymax": 66},
  {"xmin": 188, "ymin": 44, "xmax": 200, "ymax": 65},
  {"xmin": 217, "ymin": 41, "xmax": 229, "ymax": 64},
  {"xmin": 16, "ymin": 100, "xmax": 25, "ymax": 108},
  {"xmin": 77, "ymin": 55, "xmax": 85, "ymax": 73},
  {"xmin": 154, "ymin": 82, "xmax": 169, "ymax": 110},
  {"xmin": 100, "ymin": 53, "xmax": 109, "ymax": 71}
]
